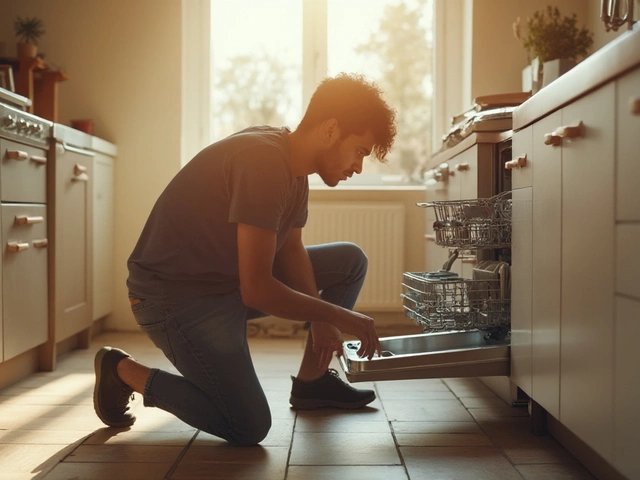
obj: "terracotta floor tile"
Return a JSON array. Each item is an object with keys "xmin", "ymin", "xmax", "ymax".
[
  {"xmin": 0, "ymin": 443, "xmax": 78, "ymax": 479},
  {"xmin": 64, "ymin": 444, "xmax": 184, "ymax": 463},
  {"xmin": 392, "ymin": 421, "xmax": 483, "ymax": 434},
  {"xmin": 443, "ymin": 378, "xmax": 497, "ymax": 398},
  {"xmin": 516, "ymin": 463, "xmax": 598, "ymax": 479},
  {"xmin": 286, "ymin": 465, "xmax": 409, "ymax": 480},
  {"xmin": 193, "ymin": 418, "xmax": 294, "ymax": 448},
  {"xmin": 295, "ymin": 417, "xmax": 391, "ymax": 433},
  {"xmin": 289, "ymin": 432, "xmax": 400, "ymax": 465},
  {"xmin": 395, "ymin": 432, "xmax": 494, "ymax": 447},
  {"xmin": 382, "ymin": 399, "xmax": 474, "ymax": 422},
  {"xmin": 401, "ymin": 446, "xmax": 523, "ymax": 480},
  {"xmin": 42, "ymin": 461, "xmax": 172, "ymax": 480},
  {"xmin": 85, "ymin": 427, "xmax": 197, "ymax": 446}
]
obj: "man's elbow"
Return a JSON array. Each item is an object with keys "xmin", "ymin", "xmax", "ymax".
[{"xmin": 239, "ymin": 282, "xmax": 270, "ymax": 311}]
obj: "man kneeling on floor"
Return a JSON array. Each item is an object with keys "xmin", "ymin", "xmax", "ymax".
[{"xmin": 93, "ymin": 73, "xmax": 397, "ymax": 445}]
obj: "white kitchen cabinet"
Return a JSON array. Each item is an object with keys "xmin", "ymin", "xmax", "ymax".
[
  {"xmin": 92, "ymin": 152, "xmax": 114, "ymax": 321},
  {"xmin": 510, "ymin": 187, "xmax": 532, "ymax": 397},
  {"xmin": 560, "ymin": 82, "xmax": 616, "ymax": 461},
  {"xmin": 510, "ymin": 127, "xmax": 532, "ymax": 190},
  {"xmin": 50, "ymin": 142, "xmax": 94, "ymax": 343},
  {"xmin": 616, "ymin": 224, "xmax": 640, "ymax": 300},
  {"xmin": 531, "ymin": 110, "xmax": 562, "ymax": 419},
  {"xmin": 614, "ymin": 296, "xmax": 640, "ymax": 479},
  {"xmin": 616, "ymin": 66, "xmax": 640, "ymax": 222}
]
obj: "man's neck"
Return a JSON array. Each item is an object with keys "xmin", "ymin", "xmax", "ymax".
[{"xmin": 288, "ymin": 129, "xmax": 319, "ymax": 178}]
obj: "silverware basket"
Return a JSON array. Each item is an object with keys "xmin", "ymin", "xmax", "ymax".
[
  {"xmin": 402, "ymin": 271, "xmax": 510, "ymax": 333},
  {"xmin": 418, "ymin": 192, "xmax": 512, "ymax": 249}
]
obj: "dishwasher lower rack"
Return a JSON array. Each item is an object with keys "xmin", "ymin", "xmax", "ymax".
[{"xmin": 401, "ymin": 272, "xmax": 510, "ymax": 333}]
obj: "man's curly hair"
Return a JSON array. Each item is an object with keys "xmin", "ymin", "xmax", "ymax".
[{"xmin": 297, "ymin": 73, "xmax": 397, "ymax": 162}]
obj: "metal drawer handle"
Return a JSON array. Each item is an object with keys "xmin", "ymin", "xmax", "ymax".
[
  {"xmin": 32, "ymin": 238, "xmax": 48, "ymax": 248},
  {"xmin": 631, "ymin": 96, "xmax": 640, "ymax": 115},
  {"xmin": 15, "ymin": 215, "xmax": 44, "ymax": 225},
  {"xmin": 544, "ymin": 133, "xmax": 562, "ymax": 146},
  {"xmin": 505, "ymin": 155, "xmax": 527, "ymax": 170},
  {"xmin": 7, "ymin": 242, "xmax": 29, "ymax": 252},
  {"xmin": 554, "ymin": 121, "xmax": 584, "ymax": 138},
  {"xmin": 461, "ymin": 257, "xmax": 477, "ymax": 264},
  {"xmin": 6, "ymin": 150, "xmax": 29, "ymax": 160},
  {"xmin": 30, "ymin": 155, "xmax": 47, "ymax": 165},
  {"xmin": 425, "ymin": 233, "xmax": 436, "ymax": 241}
]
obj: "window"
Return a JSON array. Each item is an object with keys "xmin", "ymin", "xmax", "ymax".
[{"xmin": 209, "ymin": 0, "xmax": 434, "ymax": 186}]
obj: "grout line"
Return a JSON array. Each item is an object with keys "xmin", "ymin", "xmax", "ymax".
[
  {"xmin": 163, "ymin": 429, "xmax": 200, "ymax": 480},
  {"xmin": 283, "ymin": 410, "xmax": 298, "ymax": 480},
  {"xmin": 375, "ymin": 382, "xmax": 412, "ymax": 479}
]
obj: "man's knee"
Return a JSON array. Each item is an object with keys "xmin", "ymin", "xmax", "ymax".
[
  {"xmin": 339, "ymin": 242, "xmax": 368, "ymax": 276},
  {"xmin": 230, "ymin": 416, "xmax": 272, "ymax": 446}
]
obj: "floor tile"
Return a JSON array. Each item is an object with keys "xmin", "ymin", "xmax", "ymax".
[
  {"xmin": 287, "ymin": 465, "xmax": 409, "ymax": 480},
  {"xmin": 468, "ymin": 405, "xmax": 530, "ymax": 422},
  {"xmin": 64, "ymin": 444, "xmax": 184, "ymax": 463},
  {"xmin": 0, "ymin": 443, "xmax": 78, "ymax": 479},
  {"xmin": 516, "ymin": 463, "xmax": 597, "ymax": 479},
  {"xmin": 85, "ymin": 427, "xmax": 197, "ymax": 446},
  {"xmin": 289, "ymin": 432, "xmax": 400, "ymax": 465},
  {"xmin": 42, "ymin": 462, "xmax": 172, "ymax": 480},
  {"xmin": 395, "ymin": 433, "xmax": 493, "ymax": 447},
  {"xmin": 382, "ymin": 399, "xmax": 474, "ymax": 422},
  {"xmin": 443, "ymin": 378, "xmax": 497, "ymax": 398},
  {"xmin": 295, "ymin": 416, "xmax": 391, "ymax": 433},
  {"xmin": 402, "ymin": 446, "xmax": 523, "ymax": 480},
  {"xmin": 194, "ymin": 418, "xmax": 294, "ymax": 448},
  {"xmin": 0, "ymin": 429, "xmax": 92, "ymax": 445},
  {"xmin": 171, "ymin": 445, "xmax": 288, "ymax": 480},
  {"xmin": 459, "ymin": 395, "xmax": 511, "ymax": 408},
  {"xmin": 392, "ymin": 421, "xmax": 483, "ymax": 434}
]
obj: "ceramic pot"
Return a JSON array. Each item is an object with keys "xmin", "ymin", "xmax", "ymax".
[
  {"xmin": 542, "ymin": 58, "xmax": 577, "ymax": 88},
  {"xmin": 16, "ymin": 42, "xmax": 37, "ymax": 58}
]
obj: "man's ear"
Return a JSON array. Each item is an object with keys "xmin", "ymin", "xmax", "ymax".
[{"xmin": 322, "ymin": 118, "xmax": 340, "ymax": 144}]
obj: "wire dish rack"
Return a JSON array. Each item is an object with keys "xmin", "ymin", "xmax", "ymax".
[
  {"xmin": 402, "ymin": 272, "xmax": 510, "ymax": 333},
  {"xmin": 418, "ymin": 192, "xmax": 512, "ymax": 248}
]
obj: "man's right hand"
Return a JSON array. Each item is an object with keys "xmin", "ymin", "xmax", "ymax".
[{"xmin": 331, "ymin": 308, "xmax": 381, "ymax": 360}]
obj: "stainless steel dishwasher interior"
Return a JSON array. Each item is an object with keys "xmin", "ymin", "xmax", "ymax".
[{"xmin": 339, "ymin": 330, "xmax": 510, "ymax": 382}]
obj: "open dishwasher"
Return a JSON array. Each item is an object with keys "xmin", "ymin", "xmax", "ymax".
[{"xmin": 339, "ymin": 192, "xmax": 512, "ymax": 382}]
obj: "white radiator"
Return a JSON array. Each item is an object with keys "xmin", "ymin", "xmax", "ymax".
[{"xmin": 302, "ymin": 202, "xmax": 405, "ymax": 311}]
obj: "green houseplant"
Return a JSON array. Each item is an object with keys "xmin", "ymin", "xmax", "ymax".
[
  {"xmin": 14, "ymin": 16, "xmax": 46, "ymax": 58},
  {"xmin": 514, "ymin": 6, "xmax": 593, "ymax": 91}
]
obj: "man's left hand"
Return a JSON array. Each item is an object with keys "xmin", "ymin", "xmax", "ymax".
[{"xmin": 310, "ymin": 322, "xmax": 344, "ymax": 371}]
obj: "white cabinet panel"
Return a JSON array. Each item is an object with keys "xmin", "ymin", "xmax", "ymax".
[
  {"xmin": 616, "ymin": 223, "xmax": 640, "ymax": 300},
  {"xmin": 511, "ymin": 187, "xmax": 532, "ymax": 396},
  {"xmin": 92, "ymin": 153, "xmax": 114, "ymax": 321},
  {"xmin": 531, "ymin": 110, "xmax": 562, "ymax": 419},
  {"xmin": 614, "ymin": 296, "xmax": 640, "ymax": 480},
  {"xmin": 560, "ymin": 83, "xmax": 615, "ymax": 461},
  {"xmin": 616, "ymin": 66, "xmax": 640, "ymax": 222}
]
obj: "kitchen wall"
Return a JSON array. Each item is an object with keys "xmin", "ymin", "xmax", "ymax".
[
  {"xmin": 0, "ymin": 0, "xmax": 182, "ymax": 331},
  {"xmin": 0, "ymin": 0, "xmax": 634, "ymax": 333}
]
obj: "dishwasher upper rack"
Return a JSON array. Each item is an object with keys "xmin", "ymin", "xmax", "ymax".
[
  {"xmin": 401, "ymin": 272, "xmax": 511, "ymax": 333},
  {"xmin": 418, "ymin": 192, "xmax": 512, "ymax": 249}
]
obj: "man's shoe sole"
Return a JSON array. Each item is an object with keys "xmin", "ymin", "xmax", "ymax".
[
  {"xmin": 93, "ymin": 347, "xmax": 135, "ymax": 428},
  {"xmin": 289, "ymin": 393, "xmax": 376, "ymax": 410}
]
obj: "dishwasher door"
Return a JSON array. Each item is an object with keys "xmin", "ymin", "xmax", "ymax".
[{"xmin": 339, "ymin": 330, "xmax": 510, "ymax": 383}]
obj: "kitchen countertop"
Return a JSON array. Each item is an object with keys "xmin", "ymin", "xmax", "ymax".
[{"xmin": 513, "ymin": 22, "xmax": 640, "ymax": 131}]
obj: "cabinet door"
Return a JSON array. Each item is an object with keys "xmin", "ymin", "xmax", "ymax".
[
  {"xmin": 531, "ymin": 110, "xmax": 562, "ymax": 419},
  {"xmin": 614, "ymin": 296, "xmax": 640, "ymax": 479},
  {"xmin": 510, "ymin": 187, "xmax": 532, "ymax": 396},
  {"xmin": 511, "ymin": 126, "xmax": 533, "ymax": 189},
  {"xmin": 616, "ymin": 66, "xmax": 640, "ymax": 222},
  {"xmin": 92, "ymin": 153, "xmax": 114, "ymax": 321},
  {"xmin": 2, "ymin": 204, "xmax": 48, "ymax": 360},
  {"xmin": 560, "ymin": 83, "xmax": 615, "ymax": 461},
  {"xmin": 54, "ymin": 146, "xmax": 93, "ymax": 342}
]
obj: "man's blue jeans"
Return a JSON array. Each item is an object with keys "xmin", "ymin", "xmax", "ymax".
[{"xmin": 130, "ymin": 242, "xmax": 367, "ymax": 445}]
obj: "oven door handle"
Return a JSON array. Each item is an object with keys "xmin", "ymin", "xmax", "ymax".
[{"xmin": 60, "ymin": 142, "xmax": 95, "ymax": 157}]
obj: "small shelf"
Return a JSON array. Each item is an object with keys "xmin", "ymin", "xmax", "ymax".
[{"xmin": 0, "ymin": 56, "xmax": 68, "ymax": 121}]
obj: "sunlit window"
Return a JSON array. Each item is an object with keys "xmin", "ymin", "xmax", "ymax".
[{"xmin": 210, "ymin": 0, "xmax": 434, "ymax": 186}]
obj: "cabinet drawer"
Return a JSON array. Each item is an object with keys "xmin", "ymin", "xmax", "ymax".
[
  {"xmin": 616, "ymin": 223, "xmax": 640, "ymax": 300},
  {"xmin": 0, "ymin": 138, "xmax": 48, "ymax": 204},
  {"xmin": 2, "ymin": 203, "xmax": 48, "ymax": 361},
  {"xmin": 616, "ymin": 66, "xmax": 640, "ymax": 222}
]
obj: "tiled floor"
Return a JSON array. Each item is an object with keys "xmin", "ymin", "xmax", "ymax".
[{"xmin": 0, "ymin": 332, "xmax": 598, "ymax": 480}]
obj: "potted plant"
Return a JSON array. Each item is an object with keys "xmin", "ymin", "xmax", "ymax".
[
  {"xmin": 14, "ymin": 16, "xmax": 46, "ymax": 58},
  {"xmin": 513, "ymin": 6, "xmax": 593, "ymax": 92}
]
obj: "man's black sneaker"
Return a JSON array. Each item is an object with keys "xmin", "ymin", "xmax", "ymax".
[
  {"xmin": 93, "ymin": 346, "xmax": 136, "ymax": 427},
  {"xmin": 289, "ymin": 368, "xmax": 376, "ymax": 410}
]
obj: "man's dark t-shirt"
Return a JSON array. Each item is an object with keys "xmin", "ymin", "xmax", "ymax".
[{"xmin": 127, "ymin": 126, "xmax": 308, "ymax": 305}]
